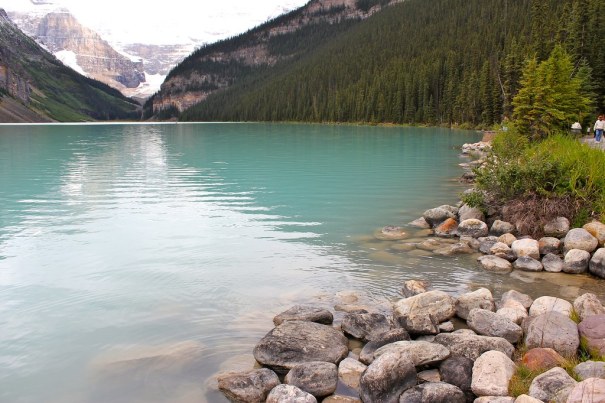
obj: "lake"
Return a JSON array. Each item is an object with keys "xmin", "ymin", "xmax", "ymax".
[{"xmin": 0, "ymin": 123, "xmax": 602, "ymax": 402}]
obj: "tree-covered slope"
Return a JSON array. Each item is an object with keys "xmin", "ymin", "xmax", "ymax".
[
  {"xmin": 0, "ymin": 9, "xmax": 140, "ymax": 122},
  {"xmin": 178, "ymin": 0, "xmax": 603, "ymax": 127}
]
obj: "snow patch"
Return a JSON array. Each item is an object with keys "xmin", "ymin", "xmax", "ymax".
[{"xmin": 55, "ymin": 50, "xmax": 88, "ymax": 76}]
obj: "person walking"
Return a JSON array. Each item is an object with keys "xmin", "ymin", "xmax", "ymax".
[{"xmin": 594, "ymin": 115, "xmax": 605, "ymax": 143}]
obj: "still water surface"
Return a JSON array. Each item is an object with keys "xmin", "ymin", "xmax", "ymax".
[{"xmin": 0, "ymin": 123, "xmax": 602, "ymax": 402}]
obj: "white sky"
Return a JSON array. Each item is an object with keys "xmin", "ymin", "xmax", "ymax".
[{"xmin": 3, "ymin": 0, "xmax": 309, "ymax": 45}]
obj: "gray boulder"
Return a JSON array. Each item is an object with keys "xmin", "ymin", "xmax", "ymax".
[
  {"xmin": 467, "ymin": 308, "xmax": 523, "ymax": 344},
  {"xmin": 573, "ymin": 293, "xmax": 605, "ymax": 321},
  {"xmin": 477, "ymin": 255, "xmax": 513, "ymax": 273},
  {"xmin": 402, "ymin": 280, "xmax": 430, "ymax": 298},
  {"xmin": 578, "ymin": 314, "xmax": 605, "ymax": 357},
  {"xmin": 529, "ymin": 296, "xmax": 572, "ymax": 317},
  {"xmin": 566, "ymin": 378, "xmax": 605, "ymax": 403},
  {"xmin": 479, "ymin": 237, "xmax": 500, "ymax": 254},
  {"xmin": 433, "ymin": 332, "xmax": 514, "ymax": 361},
  {"xmin": 542, "ymin": 253, "xmax": 564, "ymax": 273},
  {"xmin": 341, "ymin": 312, "xmax": 391, "ymax": 342},
  {"xmin": 423, "ymin": 206, "xmax": 457, "ymax": 227},
  {"xmin": 543, "ymin": 217, "xmax": 570, "ymax": 238},
  {"xmin": 496, "ymin": 307, "xmax": 528, "ymax": 325},
  {"xmin": 501, "ymin": 290, "xmax": 533, "ymax": 310},
  {"xmin": 399, "ymin": 382, "xmax": 466, "ymax": 403},
  {"xmin": 564, "ymin": 228, "xmax": 598, "ymax": 253},
  {"xmin": 513, "ymin": 256, "xmax": 544, "ymax": 272},
  {"xmin": 490, "ymin": 242, "xmax": 516, "ymax": 262},
  {"xmin": 284, "ymin": 361, "xmax": 338, "ymax": 398},
  {"xmin": 528, "ymin": 367, "xmax": 577, "ymax": 403},
  {"xmin": 498, "ymin": 233, "xmax": 517, "ymax": 247},
  {"xmin": 359, "ymin": 349, "xmax": 417, "ymax": 403},
  {"xmin": 374, "ymin": 340, "xmax": 450, "ymax": 367},
  {"xmin": 253, "ymin": 321, "xmax": 348, "ymax": 372},
  {"xmin": 439, "ymin": 356, "xmax": 474, "ymax": 401},
  {"xmin": 455, "ymin": 288, "xmax": 495, "ymax": 320},
  {"xmin": 490, "ymin": 220, "xmax": 516, "ymax": 236},
  {"xmin": 538, "ymin": 237, "xmax": 561, "ymax": 255},
  {"xmin": 563, "ymin": 249, "xmax": 591, "ymax": 274},
  {"xmin": 511, "ymin": 239, "xmax": 540, "ymax": 260},
  {"xmin": 458, "ymin": 219, "xmax": 489, "ymax": 238},
  {"xmin": 573, "ymin": 361, "xmax": 605, "ymax": 381},
  {"xmin": 524, "ymin": 312, "xmax": 579, "ymax": 357},
  {"xmin": 471, "ymin": 351, "xmax": 516, "ymax": 397},
  {"xmin": 459, "ymin": 204, "xmax": 485, "ymax": 222},
  {"xmin": 274, "ymin": 305, "xmax": 334, "ymax": 326},
  {"xmin": 409, "ymin": 217, "xmax": 431, "ymax": 229},
  {"xmin": 393, "ymin": 291, "xmax": 456, "ymax": 335},
  {"xmin": 218, "ymin": 368, "xmax": 280, "ymax": 403},
  {"xmin": 338, "ymin": 358, "xmax": 366, "ymax": 393},
  {"xmin": 267, "ymin": 384, "xmax": 317, "ymax": 403},
  {"xmin": 589, "ymin": 248, "xmax": 605, "ymax": 278},
  {"xmin": 359, "ymin": 329, "xmax": 411, "ymax": 365},
  {"xmin": 377, "ymin": 226, "xmax": 409, "ymax": 240}
]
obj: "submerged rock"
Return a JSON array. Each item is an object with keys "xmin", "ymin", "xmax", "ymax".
[
  {"xmin": 477, "ymin": 255, "xmax": 513, "ymax": 273},
  {"xmin": 273, "ymin": 305, "xmax": 334, "ymax": 326},
  {"xmin": 402, "ymin": 280, "xmax": 430, "ymax": 298},
  {"xmin": 376, "ymin": 226, "xmax": 409, "ymax": 240}
]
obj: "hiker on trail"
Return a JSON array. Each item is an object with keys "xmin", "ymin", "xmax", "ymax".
[{"xmin": 594, "ymin": 115, "xmax": 605, "ymax": 143}]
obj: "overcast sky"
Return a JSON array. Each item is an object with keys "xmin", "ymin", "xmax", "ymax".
[{"xmin": 4, "ymin": 0, "xmax": 309, "ymax": 45}]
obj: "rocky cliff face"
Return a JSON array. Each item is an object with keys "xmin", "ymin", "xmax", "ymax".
[
  {"xmin": 151, "ymin": 0, "xmax": 402, "ymax": 116},
  {"xmin": 35, "ymin": 12, "xmax": 145, "ymax": 89},
  {"xmin": 0, "ymin": 10, "xmax": 31, "ymax": 104}
]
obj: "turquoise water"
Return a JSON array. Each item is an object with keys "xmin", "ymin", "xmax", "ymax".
[{"xmin": 0, "ymin": 123, "xmax": 590, "ymax": 403}]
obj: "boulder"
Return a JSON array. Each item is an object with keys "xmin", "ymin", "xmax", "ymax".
[
  {"xmin": 439, "ymin": 356, "xmax": 474, "ymax": 401},
  {"xmin": 498, "ymin": 233, "xmax": 517, "ymax": 247},
  {"xmin": 524, "ymin": 312, "xmax": 579, "ymax": 357},
  {"xmin": 490, "ymin": 242, "xmax": 516, "ymax": 262},
  {"xmin": 273, "ymin": 306, "xmax": 334, "ymax": 326},
  {"xmin": 459, "ymin": 204, "xmax": 485, "ymax": 222},
  {"xmin": 417, "ymin": 369, "xmax": 441, "ymax": 383},
  {"xmin": 434, "ymin": 243, "xmax": 475, "ymax": 256},
  {"xmin": 423, "ymin": 205, "xmax": 458, "ymax": 227},
  {"xmin": 541, "ymin": 253, "xmax": 564, "ymax": 273},
  {"xmin": 374, "ymin": 341, "xmax": 450, "ymax": 367},
  {"xmin": 511, "ymin": 239, "xmax": 540, "ymax": 260},
  {"xmin": 284, "ymin": 361, "xmax": 338, "ymax": 398},
  {"xmin": 573, "ymin": 293, "xmax": 605, "ymax": 321},
  {"xmin": 435, "ymin": 218, "xmax": 459, "ymax": 237},
  {"xmin": 266, "ymin": 384, "xmax": 317, "ymax": 403},
  {"xmin": 458, "ymin": 219, "xmax": 489, "ymax": 238},
  {"xmin": 491, "ymin": 220, "xmax": 516, "ymax": 236},
  {"xmin": 479, "ymin": 237, "xmax": 500, "ymax": 254},
  {"xmin": 455, "ymin": 288, "xmax": 495, "ymax": 320},
  {"xmin": 433, "ymin": 332, "xmax": 515, "ymax": 361},
  {"xmin": 338, "ymin": 358, "xmax": 366, "ymax": 392},
  {"xmin": 514, "ymin": 395, "xmax": 544, "ymax": 403},
  {"xmin": 253, "ymin": 321, "xmax": 349, "ymax": 372},
  {"xmin": 474, "ymin": 398, "xmax": 515, "ymax": 403},
  {"xmin": 566, "ymin": 378, "xmax": 605, "ymax": 403},
  {"xmin": 402, "ymin": 280, "xmax": 430, "ymax": 298},
  {"xmin": 521, "ymin": 348, "xmax": 566, "ymax": 372},
  {"xmin": 322, "ymin": 396, "xmax": 361, "ymax": 403},
  {"xmin": 573, "ymin": 361, "xmax": 605, "ymax": 381},
  {"xmin": 477, "ymin": 255, "xmax": 513, "ymax": 273},
  {"xmin": 471, "ymin": 351, "xmax": 516, "ymax": 397},
  {"xmin": 438, "ymin": 321, "xmax": 455, "ymax": 333},
  {"xmin": 538, "ymin": 237, "xmax": 561, "ymax": 256},
  {"xmin": 501, "ymin": 290, "xmax": 533, "ymax": 310},
  {"xmin": 529, "ymin": 296, "xmax": 573, "ymax": 317},
  {"xmin": 589, "ymin": 248, "xmax": 605, "ymax": 279},
  {"xmin": 496, "ymin": 307, "xmax": 527, "ymax": 325},
  {"xmin": 409, "ymin": 217, "xmax": 431, "ymax": 229},
  {"xmin": 341, "ymin": 312, "xmax": 391, "ymax": 342},
  {"xmin": 358, "ymin": 329, "xmax": 411, "ymax": 365},
  {"xmin": 218, "ymin": 368, "xmax": 280, "ymax": 403},
  {"xmin": 583, "ymin": 220, "xmax": 605, "ymax": 246},
  {"xmin": 563, "ymin": 249, "xmax": 591, "ymax": 274},
  {"xmin": 359, "ymin": 349, "xmax": 417, "ymax": 403},
  {"xmin": 563, "ymin": 228, "xmax": 598, "ymax": 253},
  {"xmin": 528, "ymin": 367, "xmax": 577, "ymax": 403},
  {"xmin": 376, "ymin": 226, "xmax": 409, "ymax": 241},
  {"xmin": 393, "ymin": 291, "xmax": 456, "ymax": 335},
  {"xmin": 467, "ymin": 308, "xmax": 523, "ymax": 344},
  {"xmin": 577, "ymin": 314, "xmax": 605, "ymax": 357},
  {"xmin": 513, "ymin": 257, "xmax": 544, "ymax": 272},
  {"xmin": 543, "ymin": 217, "xmax": 570, "ymax": 238},
  {"xmin": 461, "ymin": 235, "xmax": 482, "ymax": 250},
  {"xmin": 399, "ymin": 382, "xmax": 466, "ymax": 403}
]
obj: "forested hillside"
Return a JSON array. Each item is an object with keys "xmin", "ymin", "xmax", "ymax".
[{"xmin": 174, "ymin": 0, "xmax": 604, "ymax": 127}]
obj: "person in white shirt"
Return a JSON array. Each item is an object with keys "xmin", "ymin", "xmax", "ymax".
[{"xmin": 594, "ymin": 115, "xmax": 605, "ymax": 142}]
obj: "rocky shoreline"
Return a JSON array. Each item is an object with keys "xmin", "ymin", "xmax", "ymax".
[{"xmin": 216, "ymin": 141, "xmax": 605, "ymax": 403}]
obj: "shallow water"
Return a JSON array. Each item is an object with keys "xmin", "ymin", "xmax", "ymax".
[{"xmin": 0, "ymin": 123, "xmax": 602, "ymax": 402}]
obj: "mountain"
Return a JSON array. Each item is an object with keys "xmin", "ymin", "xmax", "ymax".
[
  {"xmin": 146, "ymin": 0, "xmax": 401, "ymax": 118},
  {"xmin": 0, "ymin": 9, "xmax": 140, "ymax": 122}
]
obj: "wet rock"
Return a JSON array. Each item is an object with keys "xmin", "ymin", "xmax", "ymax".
[
  {"xmin": 577, "ymin": 314, "xmax": 605, "ymax": 356},
  {"xmin": 433, "ymin": 332, "xmax": 514, "ymax": 361},
  {"xmin": 417, "ymin": 369, "xmax": 441, "ymax": 383},
  {"xmin": 497, "ymin": 234, "xmax": 517, "ymax": 247},
  {"xmin": 490, "ymin": 220, "xmax": 516, "ymax": 236},
  {"xmin": 573, "ymin": 361, "xmax": 605, "ymax": 380},
  {"xmin": 455, "ymin": 288, "xmax": 495, "ymax": 320},
  {"xmin": 538, "ymin": 237, "xmax": 561, "ymax": 256},
  {"xmin": 573, "ymin": 293, "xmax": 605, "ymax": 321},
  {"xmin": 513, "ymin": 256, "xmax": 544, "ymax": 272},
  {"xmin": 417, "ymin": 239, "xmax": 442, "ymax": 251},
  {"xmin": 529, "ymin": 296, "xmax": 573, "ymax": 317},
  {"xmin": 501, "ymin": 290, "xmax": 533, "ymax": 310},
  {"xmin": 439, "ymin": 356, "xmax": 474, "ymax": 401},
  {"xmin": 467, "ymin": 308, "xmax": 523, "ymax": 344},
  {"xmin": 402, "ymin": 280, "xmax": 430, "ymax": 298},
  {"xmin": 458, "ymin": 219, "xmax": 489, "ymax": 238},
  {"xmin": 589, "ymin": 248, "xmax": 605, "ymax": 279},
  {"xmin": 528, "ymin": 367, "xmax": 577, "ymax": 403},
  {"xmin": 359, "ymin": 349, "xmax": 417, "ymax": 403},
  {"xmin": 284, "ymin": 361, "xmax": 338, "ymax": 398},
  {"xmin": 435, "ymin": 218, "xmax": 459, "ymax": 238},
  {"xmin": 374, "ymin": 340, "xmax": 450, "ymax": 367},
  {"xmin": 341, "ymin": 312, "xmax": 391, "ymax": 342},
  {"xmin": 218, "ymin": 368, "xmax": 280, "ymax": 403},
  {"xmin": 471, "ymin": 351, "xmax": 516, "ymax": 397},
  {"xmin": 253, "ymin": 321, "xmax": 349, "ymax": 373},
  {"xmin": 524, "ymin": 312, "xmax": 579, "ymax": 357},
  {"xmin": 490, "ymin": 242, "xmax": 516, "ymax": 262},
  {"xmin": 409, "ymin": 217, "xmax": 431, "ymax": 229},
  {"xmin": 423, "ymin": 206, "xmax": 457, "ymax": 227},
  {"xmin": 267, "ymin": 384, "xmax": 317, "ymax": 403},
  {"xmin": 563, "ymin": 249, "xmax": 591, "ymax": 274},
  {"xmin": 563, "ymin": 228, "xmax": 598, "ymax": 253},
  {"xmin": 399, "ymin": 382, "xmax": 466, "ymax": 403},
  {"xmin": 461, "ymin": 235, "xmax": 481, "ymax": 250},
  {"xmin": 376, "ymin": 226, "xmax": 409, "ymax": 240},
  {"xmin": 583, "ymin": 220, "xmax": 605, "ymax": 246},
  {"xmin": 434, "ymin": 243, "xmax": 475, "ymax": 256},
  {"xmin": 393, "ymin": 290, "xmax": 456, "ymax": 335},
  {"xmin": 566, "ymin": 378, "xmax": 605, "ymax": 403},
  {"xmin": 511, "ymin": 239, "xmax": 540, "ymax": 260},
  {"xmin": 359, "ymin": 329, "xmax": 411, "ymax": 365},
  {"xmin": 479, "ymin": 237, "xmax": 500, "ymax": 254},
  {"xmin": 459, "ymin": 204, "xmax": 485, "ymax": 222},
  {"xmin": 478, "ymin": 255, "xmax": 513, "ymax": 273},
  {"xmin": 521, "ymin": 348, "xmax": 566, "ymax": 372},
  {"xmin": 273, "ymin": 306, "xmax": 334, "ymax": 326},
  {"xmin": 338, "ymin": 358, "xmax": 366, "ymax": 392},
  {"xmin": 542, "ymin": 253, "xmax": 564, "ymax": 273},
  {"xmin": 543, "ymin": 217, "xmax": 570, "ymax": 238}
]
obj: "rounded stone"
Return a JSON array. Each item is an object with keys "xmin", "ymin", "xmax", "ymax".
[
  {"xmin": 501, "ymin": 290, "xmax": 533, "ymax": 310},
  {"xmin": 577, "ymin": 314, "xmax": 605, "ymax": 357},
  {"xmin": 375, "ymin": 226, "xmax": 408, "ymax": 241},
  {"xmin": 542, "ymin": 253, "xmax": 564, "ymax": 273},
  {"xmin": 543, "ymin": 217, "xmax": 570, "ymax": 238},
  {"xmin": 478, "ymin": 255, "xmax": 513, "ymax": 273},
  {"xmin": 399, "ymin": 382, "xmax": 466, "ymax": 403},
  {"xmin": 267, "ymin": 384, "xmax": 317, "ymax": 403},
  {"xmin": 511, "ymin": 239, "xmax": 540, "ymax": 260},
  {"xmin": 563, "ymin": 228, "xmax": 598, "ymax": 253},
  {"xmin": 471, "ymin": 350, "xmax": 516, "ymax": 397},
  {"xmin": 393, "ymin": 290, "xmax": 456, "ymax": 335},
  {"xmin": 528, "ymin": 367, "xmax": 577, "ymax": 403},
  {"xmin": 490, "ymin": 242, "xmax": 516, "ymax": 262},
  {"xmin": 490, "ymin": 220, "xmax": 516, "ymax": 236},
  {"xmin": 498, "ymin": 233, "xmax": 518, "ymax": 247},
  {"xmin": 341, "ymin": 312, "xmax": 391, "ymax": 342},
  {"xmin": 434, "ymin": 218, "xmax": 459, "ymax": 238},
  {"xmin": 513, "ymin": 256, "xmax": 544, "ymax": 272},
  {"xmin": 402, "ymin": 280, "xmax": 430, "ymax": 298},
  {"xmin": 524, "ymin": 312, "xmax": 579, "ymax": 357},
  {"xmin": 455, "ymin": 288, "xmax": 495, "ymax": 320},
  {"xmin": 566, "ymin": 378, "xmax": 605, "ymax": 403},
  {"xmin": 358, "ymin": 329, "xmax": 411, "ymax": 365},
  {"xmin": 423, "ymin": 206, "xmax": 457, "ymax": 227},
  {"xmin": 218, "ymin": 368, "xmax": 280, "ymax": 403},
  {"xmin": 573, "ymin": 293, "xmax": 605, "ymax": 321},
  {"xmin": 538, "ymin": 237, "xmax": 561, "ymax": 255},
  {"xmin": 563, "ymin": 249, "xmax": 591, "ymax": 274},
  {"xmin": 529, "ymin": 296, "xmax": 573, "ymax": 317},
  {"xmin": 583, "ymin": 221, "xmax": 605, "ymax": 246},
  {"xmin": 284, "ymin": 361, "xmax": 338, "ymax": 398},
  {"xmin": 458, "ymin": 219, "xmax": 489, "ymax": 238},
  {"xmin": 521, "ymin": 348, "xmax": 566, "ymax": 372},
  {"xmin": 273, "ymin": 305, "xmax": 334, "ymax": 326},
  {"xmin": 459, "ymin": 204, "xmax": 485, "ymax": 222},
  {"xmin": 374, "ymin": 340, "xmax": 451, "ymax": 367},
  {"xmin": 467, "ymin": 308, "xmax": 523, "ymax": 344},
  {"xmin": 433, "ymin": 332, "xmax": 515, "ymax": 361},
  {"xmin": 359, "ymin": 349, "xmax": 417, "ymax": 403},
  {"xmin": 439, "ymin": 356, "xmax": 474, "ymax": 398},
  {"xmin": 573, "ymin": 361, "xmax": 605, "ymax": 381},
  {"xmin": 589, "ymin": 248, "xmax": 605, "ymax": 279},
  {"xmin": 338, "ymin": 358, "xmax": 366, "ymax": 392}
]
